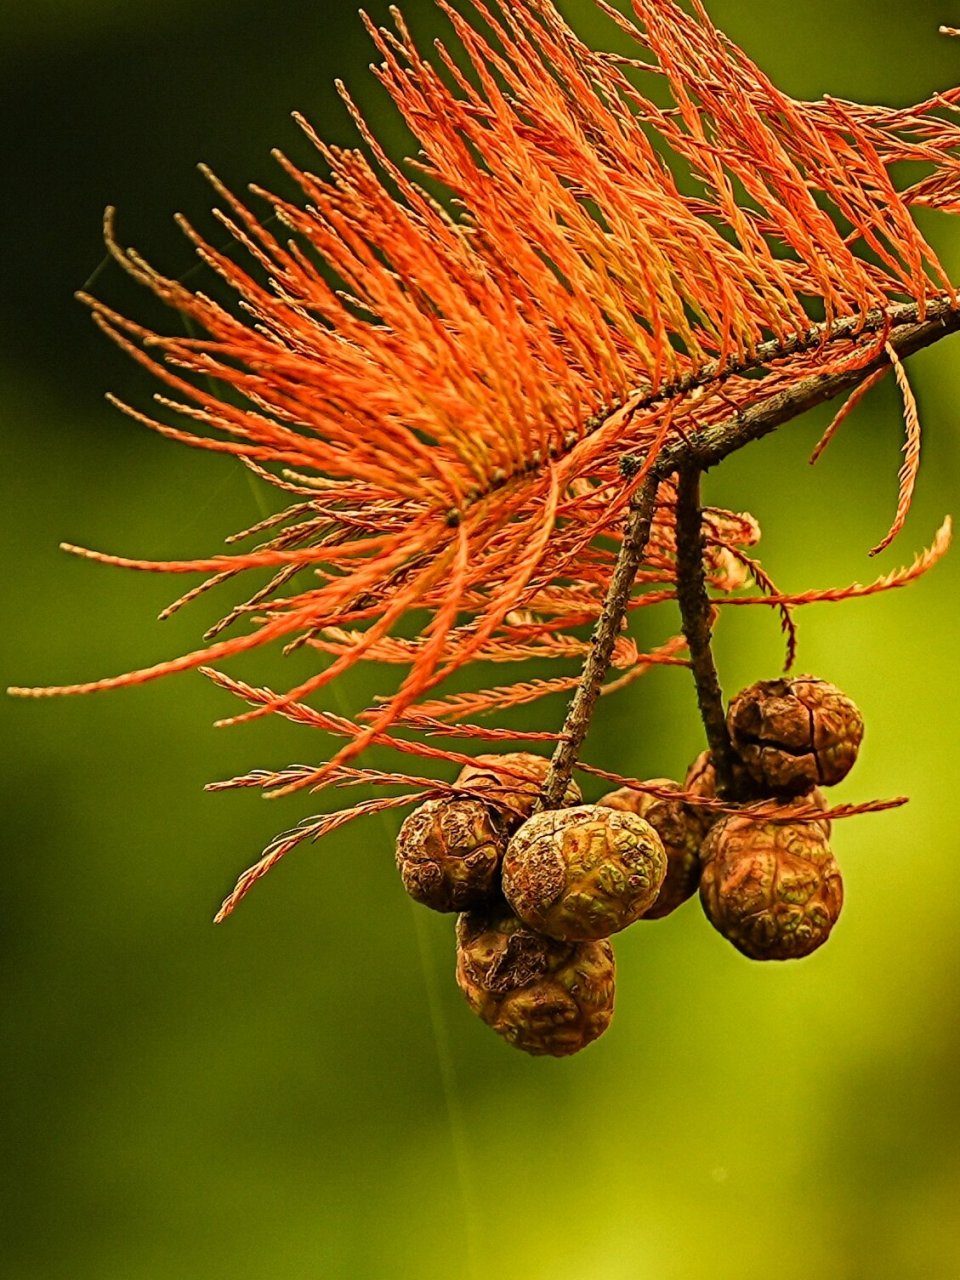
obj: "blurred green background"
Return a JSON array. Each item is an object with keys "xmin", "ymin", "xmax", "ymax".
[{"xmin": 3, "ymin": 2, "xmax": 959, "ymax": 1277}]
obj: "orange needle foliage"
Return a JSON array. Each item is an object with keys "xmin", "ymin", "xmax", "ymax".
[{"xmin": 11, "ymin": 0, "xmax": 959, "ymax": 915}]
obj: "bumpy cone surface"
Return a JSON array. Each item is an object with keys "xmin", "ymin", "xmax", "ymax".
[
  {"xmin": 395, "ymin": 796, "xmax": 506, "ymax": 912},
  {"xmin": 455, "ymin": 907, "xmax": 615, "ymax": 1057},
  {"xmin": 699, "ymin": 811, "xmax": 843, "ymax": 960},
  {"xmin": 682, "ymin": 749, "xmax": 764, "ymax": 839},
  {"xmin": 598, "ymin": 781, "xmax": 700, "ymax": 918},
  {"xmin": 502, "ymin": 804, "xmax": 666, "ymax": 940},
  {"xmin": 726, "ymin": 676, "xmax": 864, "ymax": 795},
  {"xmin": 455, "ymin": 752, "xmax": 581, "ymax": 829},
  {"xmin": 682, "ymin": 751, "xmax": 726, "ymax": 842},
  {"xmin": 683, "ymin": 750, "xmax": 832, "ymax": 838}
]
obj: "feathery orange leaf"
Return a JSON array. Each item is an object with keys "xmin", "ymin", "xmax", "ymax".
[
  {"xmin": 869, "ymin": 345, "xmax": 923, "ymax": 556},
  {"xmin": 715, "ymin": 517, "xmax": 952, "ymax": 609},
  {"xmin": 809, "ymin": 366, "xmax": 890, "ymax": 466},
  {"xmin": 214, "ymin": 795, "xmax": 422, "ymax": 922}
]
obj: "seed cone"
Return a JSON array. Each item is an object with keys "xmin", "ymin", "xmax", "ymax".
[
  {"xmin": 726, "ymin": 676, "xmax": 864, "ymax": 795},
  {"xmin": 682, "ymin": 751, "xmax": 724, "ymax": 842},
  {"xmin": 699, "ymin": 811, "xmax": 843, "ymax": 960},
  {"xmin": 455, "ymin": 752, "xmax": 581, "ymax": 829},
  {"xmin": 598, "ymin": 781, "xmax": 701, "ymax": 918},
  {"xmin": 682, "ymin": 749, "xmax": 764, "ymax": 839},
  {"xmin": 395, "ymin": 796, "xmax": 506, "ymax": 913},
  {"xmin": 502, "ymin": 804, "xmax": 666, "ymax": 940},
  {"xmin": 455, "ymin": 907, "xmax": 615, "ymax": 1056},
  {"xmin": 683, "ymin": 750, "xmax": 832, "ymax": 838}
]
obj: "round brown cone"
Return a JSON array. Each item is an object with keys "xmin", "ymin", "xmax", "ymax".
[
  {"xmin": 598, "ymin": 782, "xmax": 701, "ymax": 918},
  {"xmin": 726, "ymin": 676, "xmax": 864, "ymax": 795},
  {"xmin": 455, "ymin": 907, "xmax": 615, "ymax": 1056},
  {"xmin": 395, "ymin": 796, "xmax": 505, "ymax": 913},
  {"xmin": 699, "ymin": 810, "xmax": 843, "ymax": 960},
  {"xmin": 502, "ymin": 804, "xmax": 666, "ymax": 940},
  {"xmin": 455, "ymin": 752, "xmax": 581, "ymax": 830}
]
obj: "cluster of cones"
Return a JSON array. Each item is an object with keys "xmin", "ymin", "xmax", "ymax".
[{"xmin": 395, "ymin": 677, "xmax": 864, "ymax": 1056}]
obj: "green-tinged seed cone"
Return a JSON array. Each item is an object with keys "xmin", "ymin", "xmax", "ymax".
[
  {"xmin": 699, "ymin": 810, "xmax": 843, "ymax": 960},
  {"xmin": 502, "ymin": 804, "xmax": 666, "ymax": 940},
  {"xmin": 395, "ymin": 796, "xmax": 506, "ymax": 913},
  {"xmin": 455, "ymin": 752, "xmax": 581, "ymax": 830},
  {"xmin": 598, "ymin": 781, "xmax": 701, "ymax": 918},
  {"xmin": 455, "ymin": 907, "xmax": 615, "ymax": 1056},
  {"xmin": 727, "ymin": 676, "xmax": 864, "ymax": 795}
]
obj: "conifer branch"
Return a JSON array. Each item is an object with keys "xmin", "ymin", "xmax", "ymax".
[
  {"xmin": 674, "ymin": 467, "xmax": 738, "ymax": 797},
  {"xmin": 540, "ymin": 474, "xmax": 659, "ymax": 809},
  {"xmin": 539, "ymin": 298, "xmax": 960, "ymax": 806},
  {"xmin": 15, "ymin": 0, "xmax": 960, "ymax": 914},
  {"xmin": 634, "ymin": 299, "xmax": 960, "ymax": 477}
]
